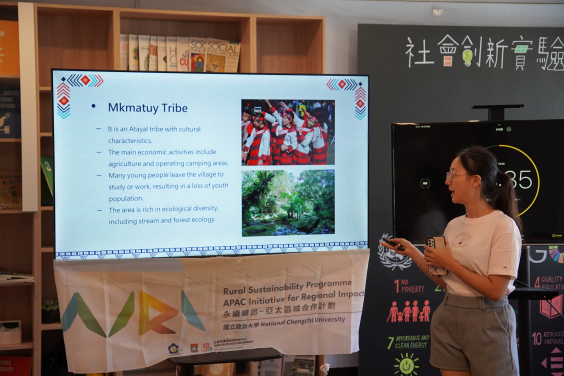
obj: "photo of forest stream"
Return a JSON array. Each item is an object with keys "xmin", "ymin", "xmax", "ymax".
[{"xmin": 242, "ymin": 169, "xmax": 335, "ymax": 237}]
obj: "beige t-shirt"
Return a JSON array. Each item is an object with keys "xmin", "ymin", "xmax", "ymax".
[{"xmin": 443, "ymin": 210, "xmax": 521, "ymax": 297}]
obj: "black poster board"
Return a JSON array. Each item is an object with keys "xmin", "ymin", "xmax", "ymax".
[{"xmin": 358, "ymin": 24, "xmax": 564, "ymax": 376}]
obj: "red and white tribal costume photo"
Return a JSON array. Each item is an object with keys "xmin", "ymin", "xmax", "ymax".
[
  {"xmin": 275, "ymin": 113, "xmax": 298, "ymax": 165},
  {"xmin": 242, "ymin": 114, "xmax": 271, "ymax": 165},
  {"xmin": 265, "ymin": 100, "xmax": 298, "ymax": 165},
  {"xmin": 241, "ymin": 111, "xmax": 253, "ymax": 147},
  {"xmin": 308, "ymin": 114, "xmax": 328, "ymax": 165},
  {"xmin": 287, "ymin": 106, "xmax": 314, "ymax": 165},
  {"xmin": 263, "ymin": 107, "xmax": 281, "ymax": 165}
]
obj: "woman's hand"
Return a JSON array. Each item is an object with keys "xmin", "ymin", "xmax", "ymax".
[
  {"xmin": 241, "ymin": 152, "xmax": 247, "ymax": 162},
  {"xmin": 379, "ymin": 238, "xmax": 417, "ymax": 259},
  {"xmin": 423, "ymin": 240, "xmax": 454, "ymax": 270},
  {"xmin": 281, "ymin": 145, "xmax": 288, "ymax": 152}
]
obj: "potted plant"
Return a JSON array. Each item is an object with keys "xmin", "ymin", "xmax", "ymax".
[{"xmin": 41, "ymin": 300, "xmax": 59, "ymax": 324}]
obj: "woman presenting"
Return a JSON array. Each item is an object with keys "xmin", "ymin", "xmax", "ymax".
[{"xmin": 380, "ymin": 145, "xmax": 522, "ymax": 376}]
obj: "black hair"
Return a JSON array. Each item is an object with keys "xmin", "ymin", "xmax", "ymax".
[{"xmin": 457, "ymin": 145, "xmax": 523, "ymax": 232}]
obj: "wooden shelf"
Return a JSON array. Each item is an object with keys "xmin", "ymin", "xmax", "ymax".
[
  {"xmin": 41, "ymin": 206, "xmax": 54, "ymax": 211},
  {"xmin": 0, "ymin": 74, "xmax": 19, "ymax": 79},
  {"xmin": 39, "ymin": 86, "xmax": 51, "ymax": 93},
  {"xmin": 40, "ymin": 132, "xmax": 52, "ymax": 138},
  {"xmin": 41, "ymin": 247, "xmax": 54, "ymax": 253},
  {"xmin": 0, "ymin": 209, "xmax": 27, "ymax": 214},
  {"xmin": 0, "ymin": 342, "xmax": 33, "ymax": 351},
  {"xmin": 41, "ymin": 322, "xmax": 62, "ymax": 331},
  {"xmin": 0, "ymin": 281, "xmax": 34, "ymax": 287},
  {"xmin": 0, "ymin": 138, "xmax": 21, "ymax": 143}
]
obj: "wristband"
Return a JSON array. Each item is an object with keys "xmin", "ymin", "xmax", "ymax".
[{"xmin": 417, "ymin": 257, "xmax": 426, "ymax": 271}]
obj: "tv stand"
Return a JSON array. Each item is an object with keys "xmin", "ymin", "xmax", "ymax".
[{"xmin": 472, "ymin": 104, "xmax": 524, "ymax": 121}]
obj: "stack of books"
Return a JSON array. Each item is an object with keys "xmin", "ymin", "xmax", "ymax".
[
  {"xmin": 0, "ymin": 267, "xmax": 34, "ymax": 285},
  {"xmin": 120, "ymin": 35, "xmax": 241, "ymax": 73}
]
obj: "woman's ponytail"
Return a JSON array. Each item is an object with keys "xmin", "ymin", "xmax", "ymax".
[{"xmin": 458, "ymin": 146, "xmax": 523, "ymax": 232}]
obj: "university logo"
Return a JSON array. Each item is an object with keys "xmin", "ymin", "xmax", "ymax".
[
  {"xmin": 168, "ymin": 343, "xmax": 181, "ymax": 355},
  {"xmin": 61, "ymin": 290, "xmax": 205, "ymax": 337}
]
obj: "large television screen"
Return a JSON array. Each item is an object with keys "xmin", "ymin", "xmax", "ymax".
[
  {"xmin": 52, "ymin": 70, "xmax": 369, "ymax": 260},
  {"xmin": 392, "ymin": 119, "xmax": 564, "ymax": 245}
]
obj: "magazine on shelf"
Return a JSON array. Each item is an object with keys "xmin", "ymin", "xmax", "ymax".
[
  {"xmin": 40, "ymin": 156, "xmax": 54, "ymax": 206},
  {"xmin": 190, "ymin": 37, "xmax": 206, "ymax": 72},
  {"xmin": 176, "ymin": 36, "xmax": 190, "ymax": 72},
  {"xmin": 128, "ymin": 34, "xmax": 139, "ymax": 71},
  {"xmin": 0, "ymin": 87, "xmax": 21, "ymax": 139},
  {"xmin": 119, "ymin": 34, "xmax": 128, "ymax": 70},
  {"xmin": 0, "ymin": 356, "xmax": 32, "ymax": 375},
  {"xmin": 166, "ymin": 36, "xmax": 177, "ymax": 71},
  {"xmin": 225, "ymin": 41, "xmax": 241, "ymax": 73},
  {"xmin": 0, "ymin": 170, "xmax": 22, "ymax": 210},
  {"xmin": 0, "ymin": 21, "xmax": 19, "ymax": 75},
  {"xmin": 138, "ymin": 35, "xmax": 151, "ymax": 71},
  {"xmin": 205, "ymin": 38, "xmax": 227, "ymax": 73},
  {"xmin": 149, "ymin": 36, "xmax": 158, "ymax": 71},
  {"xmin": 0, "ymin": 267, "xmax": 34, "ymax": 284},
  {"xmin": 157, "ymin": 36, "xmax": 167, "ymax": 72}
]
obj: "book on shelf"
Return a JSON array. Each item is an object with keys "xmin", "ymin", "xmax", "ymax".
[
  {"xmin": 190, "ymin": 37, "xmax": 206, "ymax": 72},
  {"xmin": 0, "ymin": 171, "xmax": 22, "ymax": 210},
  {"xmin": 119, "ymin": 34, "xmax": 128, "ymax": 70},
  {"xmin": 157, "ymin": 36, "xmax": 167, "ymax": 72},
  {"xmin": 225, "ymin": 41, "xmax": 241, "ymax": 73},
  {"xmin": 0, "ymin": 21, "xmax": 19, "ymax": 75},
  {"xmin": 205, "ymin": 38, "xmax": 228, "ymax": 73},
  {"xmin": 149, "ymin": 36, "xmax": 158, "ymax": 71},
  {"xmin": 138, "ymin": 35, "xmax": 151, "ymax": 71},
  {"xmin": 166, "ymin": 36, "xmax": 177, "ymax": 71},
  {"xmin": 0, "ymin": 267, "xmax": 34, "ymax": 284},
  {"xmin": 40, "ymin": 156, "xmax": 53, "ymax": 206},
  {"xmin": 0, "ymin": 87, "xmax": 21, "ymax": 138},
  {"xmin": 128, "ymin": 34, "xmax": 139, "ymax": 71},
  {"xmin": 0, "ymin": 356, "xmax": 32, "ymax": 375},
  {"xmin": 177, "ymin": 37, "xmax": 190, "ymax": 72}
]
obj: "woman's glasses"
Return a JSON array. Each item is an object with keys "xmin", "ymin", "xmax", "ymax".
[{"xmin": 446, "ymin": 169, "xmax": 468, "ymax": 181}]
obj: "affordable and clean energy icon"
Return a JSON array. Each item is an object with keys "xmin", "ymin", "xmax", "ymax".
[{"xmin": 395, "ymin": 353, "xmax": 420, "ymax": 375}]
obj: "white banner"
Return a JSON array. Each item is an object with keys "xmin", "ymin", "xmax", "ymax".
[{"xmin": 54, "ymin": 250, "xmax": 369, "ymax": 373}]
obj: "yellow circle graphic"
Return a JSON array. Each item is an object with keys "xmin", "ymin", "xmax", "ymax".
[{"xmin": 498, "ymin": 145, "xmax": 540, "ymax": 216}]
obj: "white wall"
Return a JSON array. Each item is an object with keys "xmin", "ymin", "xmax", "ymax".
[{"xmin": 12, "ymin": 0, "xmax": 563, "ymax": 368}]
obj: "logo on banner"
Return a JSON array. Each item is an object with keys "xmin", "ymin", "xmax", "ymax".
[
  {"xmin": 201, "ymin": 343, "xmax": 213, "ymax": 352},
  {"xmin": 168, "ymin": 343, "xmax": 181, "ymax": 355},
  {"xmin": 394, "ymin": 353, "xmax": 420, "ymax": 375},
  {"xmin": 61, "ymin": 290, "xmax": 205, "ymax": 337},
  {"xmin": 378, "ymin": 233, "xmax": 413, "ymax": 270},
  {"xmin": 191, "ymin": 344, "xmax": 199, "ymax": 353},
  {"xmin": 541, "ymin": 347, "xmax": 563, "ymax": 374},
  {"xmin": 540, "ymin": 295, "xmax": 563, "ymax": 319},
  {"xmin": 387, "ymin": 300, "xmax": 431, "ymax": 323}
]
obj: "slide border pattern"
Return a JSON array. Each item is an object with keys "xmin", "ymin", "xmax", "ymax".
[{"xmin": 56, "ymin": 241, "xmax": 369, "ymax": 260}]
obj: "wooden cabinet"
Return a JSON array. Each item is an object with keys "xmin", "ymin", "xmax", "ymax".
[
  {"xmin": 1, "ymin": 3, "xmax": 324, "ymax": 375},
  {"xmin": 0, "ymin": 1, "xmax": 36, "ymax": 371}
]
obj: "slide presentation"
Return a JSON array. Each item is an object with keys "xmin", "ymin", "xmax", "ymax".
[{"xmin": 52, "ymin": 71, "xmax": 368, "ymax": 260}]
